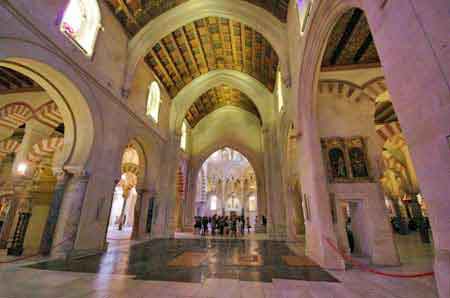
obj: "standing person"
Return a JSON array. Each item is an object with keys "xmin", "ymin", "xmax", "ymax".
[
  {"xmin": 236, "ymin": 218, "xmax": 242, "ymax": 237},
  {"xmin": 231, "ymin": 217, "xmax": 237, "ymax": 238},
  {"xmin": 246, "ymin": 216, "xmax": 251, "ymax": 233},
  {"xmin": 346, "ymin": 217, "xmax": 355, "ymax": 253},
  {"xmin": 240, "ymin": 216, "xmax": 245, "ymax": 235},
  {"xmin": 219, "ymin": 216, "xmax": 225, "ymax": 235},
  {"xmin": 211, "ymin": 215, "xmax": 217, "ymax": 236},
  {"xmin": 194, "ymin": 216, "xmax": 201, "ymax": 234},
  {"xmin": 262, "ymin": 215, "xmax": 267, "ymax": 228},
  {"xmin": 202, "ymin": 216, "xmax": 208, "ymax": 236}
]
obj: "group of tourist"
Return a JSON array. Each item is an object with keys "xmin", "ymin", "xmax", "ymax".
[{"xmin": 194, "ymin": 215, "xmax": 252, "ymax": 237}]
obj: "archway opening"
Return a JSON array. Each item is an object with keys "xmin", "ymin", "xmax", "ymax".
[
  {"xmin": 0, "ymin": 65, "xmax": 79, "ymax": 257},
  {"xmin": 106, "ymin": 145, "xmax": 141, "ymax": 240},
  {"xmin": 316, "ymin": 7, "xmax": 433, "ymax": 265},
  {"xmin": 193, "ymin": 147, "xmax": 258, "ymax": 236}
]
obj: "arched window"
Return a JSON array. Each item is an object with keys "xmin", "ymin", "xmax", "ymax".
[
  {"xmin": 180, "ymin": 121, "xmax": 188, "ymax": 150},
  {"xmin": 277, "ymin": 71, "xmax": 284, "ymax": 112},
  {"xmin": 249, "ymin": 195, "xmax": 257, "ymax": 212},
  {"xmin": 60, "ymin": 0, "xmax": 101, "ymax": 57},
  {"xmin": 210, "ymin": 196, "xmax": 217, "ymax": 211},
  {"xmin": 298, "ymin": 0, "xmax": 313, "ymax": 34},
  {"xmin": 146, "ymin": 81, "xmax": 161, "ymax": 122}
]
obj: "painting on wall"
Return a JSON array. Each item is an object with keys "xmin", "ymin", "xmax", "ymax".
[
  {"xmin": 321, "ymin": 136, "xmax": 372, "ymax": 183},
  {"xmin": 346, "ymin": 137, "xmax": 370, "ymax": 178}
]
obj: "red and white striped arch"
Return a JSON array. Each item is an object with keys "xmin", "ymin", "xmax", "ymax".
[
  {"xmin": 0, "ymin": 101, "xmax": 63, "ymax": 131},
  {"xmin": 0, "ymin": 102, "xmax": 33, "ymax": 130},
  {"xmin": 35, "ymin": 101, "xmax": 63, "ymax": 128},
  {"xmin": 27, "ymin": 137, "xmax": 64, "ymax": 164},
  {"xmin": 376, "ymin": 121, "xmax": 402, "ymax": 144},
  {"xmin": 0, "ymin": 139, "xmax": 20, "ymax": 162}
]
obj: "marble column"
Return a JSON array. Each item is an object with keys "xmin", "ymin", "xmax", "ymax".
[
  {"xmin": 0, "ymin": 128, "xmax": 14, "ymax": 142},
  {"xmin": 39, "ymin": 170, "xmax": 70, "ymax": 255},
  {"xmin": 51, "ymin": 169, "xmax": 90, "ymax": 258},
  {"xmin": 0, "ymin": 195, "xmax": 17, "ymax": 248},
  {"xmin": 12, "ymin": 119, "xmax": 53, "ymax": 178}
]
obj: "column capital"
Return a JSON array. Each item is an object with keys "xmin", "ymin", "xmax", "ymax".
[{"xmin": 63, "ymin": 166, "xmax": 89, "ymax": 178}]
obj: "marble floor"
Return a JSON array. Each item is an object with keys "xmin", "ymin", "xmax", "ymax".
[{"xmin": 0, "ymin": 232, "xmax": 438, "ymax": 298}]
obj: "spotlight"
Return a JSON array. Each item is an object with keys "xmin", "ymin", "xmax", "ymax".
[{"xmin": 17, "ymin": 162, "xmax": 27, "ymax": 175}]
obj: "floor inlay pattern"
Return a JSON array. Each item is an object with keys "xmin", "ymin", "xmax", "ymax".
[{"xmin": 28, "ymin": 239, "xmax": 339, "ymax": 283}]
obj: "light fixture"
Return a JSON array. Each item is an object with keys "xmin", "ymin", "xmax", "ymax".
[{"xmin": 17, "ymin": 162, "xmax": 28, "ymax": 176}]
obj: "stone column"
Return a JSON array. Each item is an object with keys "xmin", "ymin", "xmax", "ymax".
[
  {"xmin": 299, "ymin": 115, "xmax": 344, "ymax": 269},
  {"xmin": 361, "ymin": 1, "xmax": 450, "ymax": 296},
  {"xmin": 39, "ymin": 170, "xmax": 70, "ymax": 255},
  {"xmin": 131, "ymin": 188, "xmax": 147, "ymax": 240},
  {"xmin": 51, "ymin": 169, "xmax": 90, "ymax": 258},
  {"xmin": 261, "ymin": 126, "xmax": 287, "ymax": 239},
  {"xmin": 183, "ymin": 166, "xmax": 196, "ymax": 232},
  {"xmin": 153, "ymin": 134, "xmax": 180, "ymax": 238}
]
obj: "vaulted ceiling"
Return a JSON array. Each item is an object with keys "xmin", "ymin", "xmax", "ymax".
[
  {"xmin": 0, "ymin": 67, "xmax": 43, "ymax": 94},
  {"xmin": 322, "ymin": 8, "xmax": 380, "ymax": 68},
  {"xmin": 145, "ymin": 17, "xmax": 279, "ymax": 97},
  {"xmin": 185, "ymin": 85, "xmax": 261, "ymax": 128},
  {"xmin": 105, "ymin": 0, "xmax": 289, "ymax": 36}
]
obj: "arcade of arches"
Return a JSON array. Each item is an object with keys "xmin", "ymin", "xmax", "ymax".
[{"xmin": 0, "ymin": 1, "xmax": 448, "ymax": 297}]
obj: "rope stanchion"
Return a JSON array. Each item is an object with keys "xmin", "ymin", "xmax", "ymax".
[
  {"xmin": 0, "ymin": 234, "xmax": 76, "ymax": 264},
  {"xmin": 325, "ymin": 237, "xmax": 434, "ymax": 278}
]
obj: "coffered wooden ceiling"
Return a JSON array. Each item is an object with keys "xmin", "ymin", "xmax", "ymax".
[
  {"xmin": 145, "ymin": 17, "xmax": 279, "ymax": 98},
  {"xmin": 105, "ymin": 0, "xmax": 289, "ymax": 36},
  {"xmin": 185, "ymin": 85, "xmax": 261, "ymax": 128},
  {"xmin": 0, "ymin": 67, "xmax": 43, "ymax": 94},
  {"xmin": 322, "ymin": 8, "xmax": 380, "ymax": 68}
]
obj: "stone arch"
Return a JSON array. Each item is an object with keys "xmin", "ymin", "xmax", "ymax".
[
  {"xmin": 0, "ymin": 102, "xmax": 34, "ymax": 131},
  {"xmin": 190, "ymin": 141, "xmax": 264, "ymax": 205},
  {"xmin": 169, "ymin": 69, "xmax": 274, "ymax": 132},
  {"xmin": 124, "ymin": 0, "xmax": 288, "ymax": 91},
  {"xmin": 0, "ymin": 41, "xmax": 96, "ymax": 171},
  {"xmin": 27, "ymin": 137, "xmax": 64, "ymax": 164}
]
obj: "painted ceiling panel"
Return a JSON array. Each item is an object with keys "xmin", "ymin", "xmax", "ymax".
[
  {"xmin": 105, "ymin": 0, "xmax": 290, "ymax": 37},
  {"xmin": 185, "ymin": 85, "xmax": 261, "ymax": 128},
  {"xmin": 145, "ymin": 17, "xmax": 279, "ymax": 98}
]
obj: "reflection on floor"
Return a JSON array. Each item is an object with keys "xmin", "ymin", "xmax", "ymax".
[
  {"xmin": 28, "ymin": 239, "xmax": 338, "ymax": 283},
  {"xmin": 0, "ymin": 232, "xmax": 438, "ymax": 298}
]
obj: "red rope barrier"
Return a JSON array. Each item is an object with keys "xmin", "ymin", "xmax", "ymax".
[
  {"xmin": 0, "ymin": 234, "xmax": 75, "ymax": 264},
  {"xmin": 325, "ymin": 237, "xmax": 434, "ymax": 278},
  {"xmin": 106, "ymin": 238, "xmax": 131, "ymax": 241}
]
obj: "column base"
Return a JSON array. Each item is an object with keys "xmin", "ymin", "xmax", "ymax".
[{"xmin": 434, "ymin": 249, "xmax": 450, "ymax": 298}]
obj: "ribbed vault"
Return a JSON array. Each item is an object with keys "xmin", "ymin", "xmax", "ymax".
[
  {"xmin": 145, "ymin": 17, "xmax": 278, "ymax": 97},
  {"xmin": 106, "ymin": 0, "xmax": 289, "ymax": 36},
  {"xmin": 185, "ymin": 84, "xmax": 261, "ymax": 128}
]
